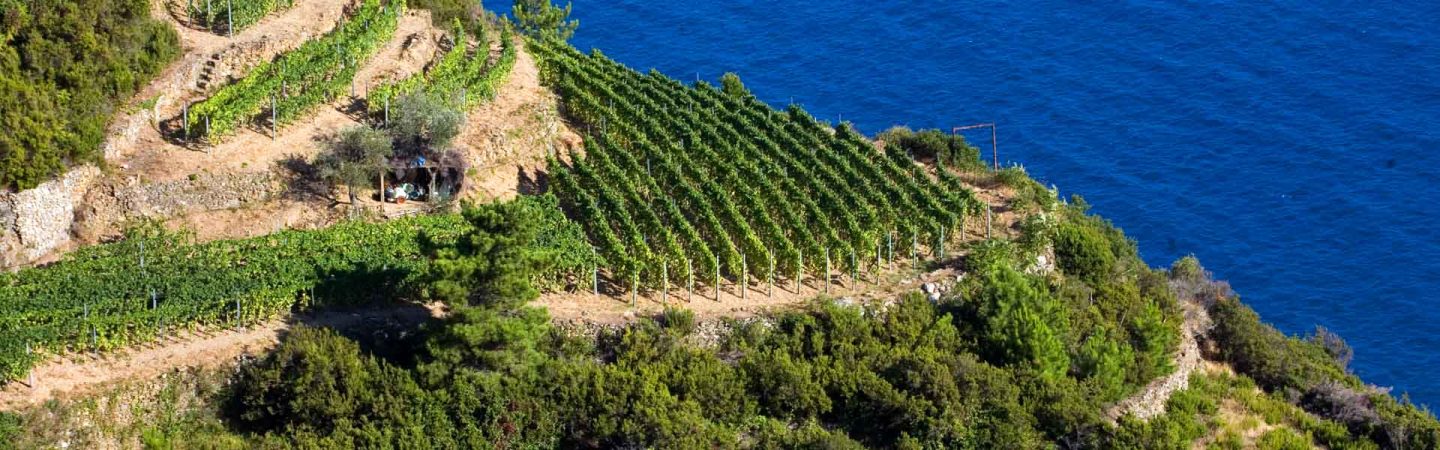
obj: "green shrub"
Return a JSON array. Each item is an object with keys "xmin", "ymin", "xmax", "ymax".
[
  {"xmin": 1054, "ymin": 221, "xmax": 1116, "ymax": 283},
  {"xmin": 877, "ymin": 126, "xmax": 985, "ymax": 171},
  {"xmin": 232, "ymin": 326, "xmax": 424, "ymax": 435},
  {"xmin": 975, "ymin": 264, "xmax": 1071, "ymax": 380},
  {"xmin": 0, "ymin": 0, "xmax": 180, "ymax": 189},
  {"xmin": 1255, "ymin": 428, "xmax": 1311, "ymax": 450}
]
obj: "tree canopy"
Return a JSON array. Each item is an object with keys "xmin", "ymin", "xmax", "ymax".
[{"xmin": 512, "ymin": 0, "xmax": 577, "ymax": 41}]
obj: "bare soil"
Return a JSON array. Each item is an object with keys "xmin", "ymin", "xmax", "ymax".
[{"xmin": 454, "ymin": 39, "xmax": 584, "ymax": 203}]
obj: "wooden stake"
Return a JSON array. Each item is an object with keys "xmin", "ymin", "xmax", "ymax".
[
  {"xmin": 25, "ymin": 342, "xmax": 34, "ymax": 386},
  {"xmin": 714, "ymin": 255, "xmax": 720, "ymax": 302},
  {"xmin": 987, "ymin": 203, "xmax": 993, "ymax": 239},
  {"xmin": 795, "ymin": 250, "xmax": 802, "ymax": 293},
  {"xmin": 887, "ymin": 231, "xmax": 894, "ymax": 270},
  {"xmin": 825, "ymin": 248, "xmax": 831, "ymax": 295},
  {"xmin": 938, "ymin": 226, "xmax": 946, "ymax": 260},
  {"xmin": 741, "ymin": 254, "xmax": 747, "ymax": 301}
]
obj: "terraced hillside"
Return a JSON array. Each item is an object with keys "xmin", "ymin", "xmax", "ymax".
[{"xmin": 533, "ymin": 41, "xmax": 986, "ymax": 295}]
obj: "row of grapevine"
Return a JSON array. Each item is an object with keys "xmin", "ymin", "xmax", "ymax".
[
  {"xmin": 530, "ymin": 39, "xmax": 983, "ymax": 293},
  {"xmin": 366, "ymin": 21, "xmax": 517, "ymax": 116},
  {"xmin": 0, "ymin": 214, "xmax": 469, "ymax": 382},
  {"xmin": 187, "ymin": 0, "xmax": 294, "ymax": 35},
  {"xmin": 183, "ymin": 0, "xmax": 403, "ymax": 142}
]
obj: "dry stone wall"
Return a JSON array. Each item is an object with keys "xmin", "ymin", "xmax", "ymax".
[
  {"xmin": 1, "ymin": 166, "xmax": 282, "ymax": 269},
  {"xmin": 0, "ymin": 166, "xmax": 102, "ymax": 266}
]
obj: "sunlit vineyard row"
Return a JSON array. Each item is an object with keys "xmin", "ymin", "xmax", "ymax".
[{"xmin": 531, "ymin": 40, "xmax": 984, "ymax": 290}]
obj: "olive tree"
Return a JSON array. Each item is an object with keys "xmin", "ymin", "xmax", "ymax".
[{"xmin": 315, "ymin": 125, "xmax": 392, "ymax": 206}]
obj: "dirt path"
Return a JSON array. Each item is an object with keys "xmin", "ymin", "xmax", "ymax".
[
  {"xmin": 0, "ymin": 303, "xmax": 444, "ymax": 412},
  {"xmin": 113, "ymin": 10, "xmax": 439, "ymax": 184},
  {"xmin": 109, "ymin": 0, "xmax": 361, "ymax": 162},
  {"xmin": 1104, "ymin": 296, "xmax": 1213, "ymax": 421}
]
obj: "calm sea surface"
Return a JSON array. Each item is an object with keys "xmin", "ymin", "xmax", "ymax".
[{"xmin": 511, "ymin": 1, "xmax": 1440, "ymax": 406}]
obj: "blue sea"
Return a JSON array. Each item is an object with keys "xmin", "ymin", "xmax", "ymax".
[{"xmin": 511, "ymin": 1, "xmax": 1440, "ymax": 406}]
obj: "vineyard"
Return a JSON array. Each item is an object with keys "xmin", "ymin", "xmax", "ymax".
[
  {"xmin": 186, "ymin": 0, "xmax": 295, "ymax": 35},
  {"xmin": 366, "ymin": 19, "xmax": 518, "ymax": 117},
  {"xmin": 0, "ymin": 214, "xmax": 468, "ymax": 382},
  {"xmin": 182, "ymin": 0, "xmax": 403, "ymax": 142},
  {"xmin": 530, "ymin": 40, "xmax": 985, "ymax": 293}
]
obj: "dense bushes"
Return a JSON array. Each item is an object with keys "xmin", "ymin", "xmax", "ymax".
[
  {"xmin": 0, "ymin": 0, "xmax": 179, "ymax": 189},
  {"xmin": 221, "ymin": 200, "xmax": 1189, "ymax": 447},
  {"xmin": 877, "ymin": 126, "xmax": 985, "ymax": 171},
  {"xmin": 1201, "ymin": 260, "xmax": 1440, "ymax": 448},
  {"xmin": 1054, "ymin": 221, "xmax": 1116, "ymax": 283}
]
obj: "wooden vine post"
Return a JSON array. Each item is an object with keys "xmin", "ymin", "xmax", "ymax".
[
  {"xmin": 714, "ymin": 255, "xmax": 720, "ymax": 302},
  {"xmin": 767, "ymin": 250, "xmax": 775, "ymax": 298},
  {"xmin": 795, "ymin": 250, "xmax": 803, "ymax": 293},
  {"xmin": 741, "ymin": 254, "xmax": 747, "ymax": 301},
  {"xmin": 661, "ymin": 261, "xmax": 668, "ymax": 306},
  {"xmin": 986, "ymin": 202, "xmax": 993, "ymax": 239},
  {"xmin": 687, "ymin": 258, "xmax": 694, "ymax": 303},
  {"xmin": 25, "ymin": 343, "xmax": 34, "ymax": 386},
  {"xmin": 938, "ymin": 226, "xmax": 946, "ymax": 260},
  {"xmin": 887, "ymin": 231, "xmax": 894, "ymax": 270},
  {"xmin": 824, "ymin": 248, "xmax": 831, "ymax": 295},
  {"xmin": 840, "ymin": 249, "xmax": 852, "ymax": 284}
]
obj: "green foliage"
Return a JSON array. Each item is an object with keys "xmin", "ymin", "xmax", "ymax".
[
  {"xmin": 532, "ymin": 40, "xmax": 978, "ymax": 292},
  {"xmin": 186, "ymin": 0, "xmax": 401, "ymax": 142},
  {"xmin": 418, "ymin": 303, "xmax": 550, "ymax": 385},
  {"xmin": 974, "ymin": 264, "xmax": 1071, "ymax": 380},
  {"xmin": 389, "ymin": 90, "xmax": 465, "ymax": 154},
  {"xmin": 1054, "ymin": 220, "xmax": 1116, "ymax": 283},
  {"xmin": 0, "ymin": 0, "xmax": 179, "ymax": 189},
  {"xmin": 1208, "ymin": 297, "xmax": 1349, "ymax": 394},
  {"xmin": 233, "ymin": 326, "xmax": 424, "ymax": 435},
  {"xmin": 1076, "ymin": 326, "xmax": 1136, "ymax": 401},
  {"xmin": 749, "ymin": 418, "xmax": 866, "ymax": 449},
  {"xmin": 878, "ymin": 126, "xmax": 985, "ymax": 171},
  {"xmin": 720, "ymin": 72, "xmax": 754, "ymax": 100},
  {"xmin": 368, "ymin": 22, "xmax": 517, "ymax": 117},
  {"xmin": 187, "ymin": 0, "xmax": 296, "ymax": 35},
  {"xmin": 0, "ymin": 411, "xmax": 18, "ymax": 444},
  {"xmin": 1206, "ymin": 279, "xmax": 1440, "ymax": 448},
  {"xmin": 411, "ymin": 0, "xmax": 488, "ymax": 29},
  {"xmin": 994, "ymin": 165, "xmax": 1057, "ymax": 212},
  {"xmin": 0, "ymin": 214, "xmax": 470, "ymax": 381},
  {"xmin": 1255, "ymin": 428, "xmax": 1311, "ymax": 450},
  {"xmin": 512, "ymin": 0, "xmax": 577, "ymax": 41},
  {"xmin": 424, "ymin": 196, "xmax": 588, "ymax": 307},
  {"xmin": 1103, "ymin": 374, "xmax": 1218, "ymax": 449},
  {"xmin": 315, "ymin": 125, "xmax": 392, "ymax": 203}
]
